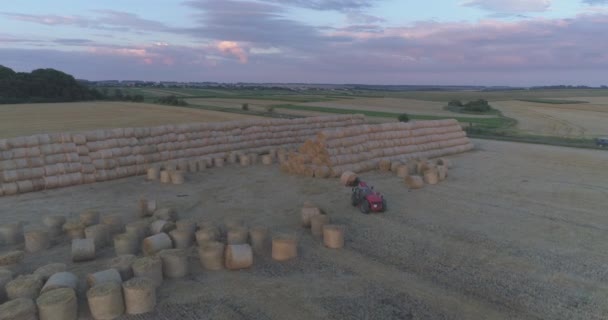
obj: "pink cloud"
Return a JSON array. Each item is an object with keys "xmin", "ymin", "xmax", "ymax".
[{"xmin": 217, "ymin": 41, "xmax": 249, "ymax": 63}]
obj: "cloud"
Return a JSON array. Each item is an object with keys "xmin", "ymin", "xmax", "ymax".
[
  {"xmin": 461, "ymin": 0, "xmax": 551, "ymax": 13},
  {"xmin": 260, "ymin": 0, "xmax": 378, "ymax": 11},
  {"xmin": 53, "ymin": 39, "xmax": 93, "ymax": 45},
  {"xmin": 582, "ymin": 0, "xmax": 608, "ymax": 4},
  {"xmin": 216, "ymin": 41, "xmax": 248, "ymax": 63},
  {"xmin": 346, "ymin": 11, "xmax": 386, "ymax": 24}
]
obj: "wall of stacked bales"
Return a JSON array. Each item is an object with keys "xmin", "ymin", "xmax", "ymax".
[
  {"xmin": 282, "ymin": 119, "xmax": 473, "ymax": 177},
  {"xmin": 0, "ymin": 115, "xmax": 365, "ymax": 196}
]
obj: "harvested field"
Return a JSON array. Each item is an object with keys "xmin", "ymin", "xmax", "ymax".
[
  {"xmin": 0, "ymin": 102, "xmax": 259, "ymax": 138},
  {"xmin": 0, "ymin": 139, "xmax": 607, "ymax": 319}
]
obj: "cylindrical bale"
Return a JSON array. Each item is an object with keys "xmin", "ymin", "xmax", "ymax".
[
  {"xmin": 197, "ymin": 242, "xmax": 225, "ymax": 271},
  {"xmin": 42, "ymin": 216, "xmax": 66, "ymax": 230},
  {"xmin": 79, "ymin": 210, "xmax": 100, "ymax": 227},
  {"xmin": 125, "ymin": 221, "xmax": 149, "ymax": 241},
  {"xmin": 301, "ymin": 207, "xmax": 321, "ymax": 228},
  {"xmin": 41, "ymin": 272, "xmax": 78, "ymax": 294},
  {"xmin": 272, "ymin": 234, "xmax": 297, "ymax": 261},
  {"xmin": 226, "ymin": 226, "xmax": 248, "ymax": 245},
  {"xmin": 323, "ymin": 225, "xmax": 345, "ymax": 249},
  {"xmin": 405, "ymin": 175, "xmax": 424, "ymax": 189},
  {"xmin": 396, "ymin": 165, "xmax": 409, "ymax": 178},
  {"xmin": 437, "ymin": 165, "xmax": 448, "ymax": 181},
  {"xmin": 239, "ymin": 154, "xmax": 251, "ymax": 166},
  {"xmin": 170, "ymin": 171, "xmax": 184, "ymax": 185},
  {"xmin": 159, "ymin": 170, "xmax": 171, "ymax": 184},
  {"xmin": 378, "ymin": 159, "xmax": 391, "ymax": 172},
  {"xmin": 34, "ymin": 263, "xmax": 66, "ymax": 282},
  {"xmin": 71, "ymin": 238, "xmax": 95, "ymax": 262},
  {"xmin": 195, "ymin": 227, "xmax": 219, "ymax": 246},
  {"xmin": 113, "ymin": 233, "xmax": 138, "ymax": 255},
  {"xmin": 213, "ymin": 158, "xmax": 224, "ymax": 168},
  {"xmin": 101, "ymin": 215, "xmax": 124, "ymax": 234},
  {"xmin": 340, "ymin": 171, "xmax": 358, "ymax": 186},
  {"xmin": 137, "ymin": 199, "xmax": 156, "ymax": 218},
  {"xmin": 132, "ymin": 256, "xmax": 163, "ymax": 287},
  {"xmin": 225, "ymin": 244, "xmax": 253, "ymax": 270},
  {"xmin": 249, "ymin": 227, "xmax": 268, "ymax": 254},
  {"xmin": 187, "ymin": 160, "xmax": 198, "ymax": 173},
  {"xmin": 175, "ymin": 219, "xmax": 196, "ymax": 234},
  {"xmin": 149, "ymin": 220, "xmax": 175, "ymax": 235},
  {"xmin": 85, "ymin": 224, "xmax": 111, "ymax": 249},
  {"xmin": 87, "ymin": 282, "xmax": 125, "ymax": 320},
  {"xmin": 169, "ymin": 229, "xmax": 193, "ymax": 249},
  {"xmin": 390, "ymin": 161, "xmax": 402, "ymax": 172},
  {"xmin": 6, "ymin": 275, "xmax": 43, "ymax": 300},
  {"xmin": 142, "ymin": 233, "xmax": 173, "ymax": 256},
  {"xmin": 87, "ymin": 269, "xmax": 122, "ymax": 288},
  {"xmin": 423, "ymin": 169, "xmax": 439, "ymax": 185},
  {"xmin": 311, "ymin": 214, "xmax": 330, "ymax": 238},
  {"xmin": 63, "ymin": 221, "xmax": 85, "ymax": 240},
  {"xmin": 0, "ymin": 298, "xmax": 37, "ymax": 320},
  {"xmin": 24, "ymin": 229, "xmax": 50, "ymax": 253},
  {"xmin": 0, "ymin": 250, "xmax": 24, "ymax": 267},
  {"xmin": 249, "ymin": 154, "xmax": 259, "ymax": 165},
  {"xmin": 0, "ymin": 269, "xmax": 13, "ymax": 300},
  {"xmin": 109, "ymin": 255, "xmax": 136, "ymax": 282},
  {"xmin": 0, "ymin": 222, "xmax": 24, "ymax": 245},
  {"xmin": 153, "ymin": 208, "xmax": 177, "ymax": 222},
  {"xmin": 158, "ymin": 249, "xmax": 188, "ymax": 278},
  {"xmin": 36, "ymin": 287, "xmax": 77, "ymax": 320},
  {"xmin": 146, "ymin": 167, "xmax": 159, "ymax": 181},
  {"xmin": 122, "ymin": 277, "xmax": 156, "ymax": 315},
  {"xmin": 261, "ymin": 154, "xmax": 273, "ymax": 165}
]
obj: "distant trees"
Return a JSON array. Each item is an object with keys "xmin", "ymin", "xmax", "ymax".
[
  {"xmin": 155, "ymin": 95, "xmax": 188, "ymax": 106},
  {"xmin": 448, "ymin": 99, "xmax": 492, "ymax": 113},
  {"xmin": 397, "ymin": 113, "xmax": 410, "ymax": 122}
]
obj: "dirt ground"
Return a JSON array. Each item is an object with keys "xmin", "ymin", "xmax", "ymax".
[
  {"xmin": 0, "ymin": 102, "xmax": 259, "ymax": 138},
  {"xmin": 1, "ymin": 139, "xmax": 608, "ymax": 319}
]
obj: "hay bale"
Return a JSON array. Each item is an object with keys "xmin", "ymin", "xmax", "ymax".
[
  {"xmin": 158, "ymin": 249, "xmax": 188, "ymax": 278},
  {"xmin": 423, "ymin": 169, "xmax": 439, "ymax": 185},
  {"xmin": 227, "ymin": 226, "xmax": 248, "ymax": 245},
  {"xmin": 249, "ymin": 227, "xmax": 268, "ymax": 254},
  {"xmin": 0, "ymin": 223, "xmax": 23, "ymax": 245},
  {"xmin": 153, "ymin": 208, "xmax": 177, "ymax": 222},
  {"xmin": 176, "ymin": 219, "xmax": 196, "ymax": 234},
  {"xmin": 36, "ymin": 287, "xmax": 77, "ymax": 320},
  {"xmin": 378, "ymin": 159, "xmax": 391, "ymax": 172},
  {"xmin": 85, "ymin": 224, "xmax": 110, "ymax": 248},
  {"xmin": 225, "ymin": 244, "xmax": 253, "ymax": 270},
  {"xmin": 396, "ymin": 165, "xmax": 409, "ymax": 178},
  {"xmin": 239, "ymin": 154, "xmax": 251, "ymax": 166},
  {"xmin": 138, "ymin": 199, "xmax": 157, "ymax": 218},
  {"xmin": 159, "ymin": 170, "xmax": 171, "ymax": 183},
  {"xmin": 169, "ymin": 229, "xmax": 193, "ymax": 249},
  {"xmin": 0, "ymin": 250, "xmax": 24, "ymax": 266},
  {"xmin": 416, "ymin": 160, "xmax": 432, "ymax": 175},
  {"xmin": 24, "ymin": 229, "xmax": 50, "ymax": 253},
  {"xmin": 6, "ymin": 275, "xmax": 43, "ymax": 300},
  {"xmin": 80, "ymin": 210, "xmax": 100, "ymax": 227},
  {"xmin": 71, "ymin": 238, "xmax": 95, "ymax": 262},
  {"xmin": 198, "ymin": 241, "xmax": 225, "ymax": 271},
  {"xmin": 0, "ymin": 269, "xmax": 13, "ymax": 302},
  {"xmin": 125, "ymin": 221, "xmax": 149, "ymax": 242},
  {"xmin": 132, "ymin": 256, "xmax": 163, "ymax": 287},
  {"xmin": 0, "ymin": 298, "xmax": 37, "ymax": 320},
  {"xmin": 34, "ymin": 263, "xmax": 66, "ymax": 282},
  {"xmin": 390, "ymin": 161, "xmax": 402, "ymax": 172},
  {"xmin": 195, "ymin": 227, "xmax": 219, "ymax": 246},
  {"xmin": 437, "ymin": 165, "xmax": 448, "ymax": 181},
  {"xmin": 261, "ymin": 155, "xmax": 273, "ymax": 165},
  {"xmin": 62, "ymin": 221, "xmax": 85, "ymax": 240},
  {"xmin": 109, "ymin": 255, "xmax": 136, "ymax": 281},
  {"xmin": 146, "ymin": 167, "xmax": 159, "ymax": 181},
  {"xmin": 122, "ymin": 277, "xmax": 156, "ymax": 315},
  {"xmin": 301, "ymin": 207, "xmax": 321, "ymax": 228},
  {"xmin": 340, "ymin": 171, "xmax": 357, "ymax": 186},
  {"xmin": 87, "ymin": 268, "xmax": 122, "ymax": 288},
  {"xmin": 311, "ymin": 214, "xmax": 330, "ymax": 238},
  {"xmin": 187, "ymin": 160, "xmax": 198, "ymax": 173},
  {"xmin": 101, "ymin": 214, "xmax": 124, "ymax": 234},
  {"xmin": 272, "ymin": 234, "xmax": 297, "ymax": 261},
  {"xmin": 142, "ymin": 233, "xmax": 173, "ymax": 256},
  {"xmin": 40, "ymin": 272, "xmax": 78, "ymax": 294},
  {"xmin": 42, "ymin": 216, "xmax": 66, "ymax": 230},
  {"xmin": 405, "ymin": 175, "xmax": 424, "ymax": 189},
  {"xmin": 113, "ymin": 233, "xmax": 139, "ymax": 256},
  {"xmin": 323, "ymin": 225, "xmax": 345, "ymax": 249},
  {"xmin": 87, "ymin": 282, "xmax": 124, "ymax": 320},
  {"xmin": 213, "ymin": 158, "xmax": 224, "ymax": 168},
  {"xmin": 170, "ymin": 171, "xmax": 185, "ymax": 185},
  {"xmin": 149, "ymin": 220, "xmax": 175, "ymax": 235}
]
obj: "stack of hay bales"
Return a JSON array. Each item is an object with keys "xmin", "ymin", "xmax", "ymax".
[
  {"xmin": 282, "ymin": 119, "xmax": 473, "ymax": 177},
  {"xmin": 0, "ymin": 114, "xmax": 365, "ymax": 196}
]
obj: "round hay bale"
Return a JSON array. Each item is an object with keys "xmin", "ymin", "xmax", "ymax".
[
  {"xmin": 249, "ymin": 227, "xmax": 268, "ymax": 254},
  {"xmin": 225, "ymin": 244, "xmax": 253, "ymax": 270},
  {"xmin": 213, "ymin": 158, "xmax": 224, "ymax": 168},
  {"xmin": 125, "ymin": 221, "xmax": 149, "ymax": 241},
  {"xmin": 311, "ymin": 214, "xmax": 330, "ymax": 238},
  {"xmin": 0, "ymin": 298, "xmax": 37, "ymax": 320},
  {"xmin": 423, "ymin": 169, "xmax": 439, "ymax": 185},
  {"xmin": 227, "ymin": 227, "xmax": 248, "ymax": 245},
  {"xmin": 142, "ymin": 233, "xmax": 173, "ymax": 256},
  {"xmin": 37, "ymin": 287, "xmax": 77, "ymax": 320},
  {"xmin": 239, "ymin": 154, "xmax": 251, "ymax": 167},
  {"xmin": 24, "ymin": 229, "xmax": 50, "ymax": 253},
  {"xmin": 323, "ymin": 225, "xmax": 345, "ymax": 249},
  {"xmin": 170, "ymin": 171, "xmax": 185, "ymax": 185},
  {"xmin": 0, "ymin": 223, "xmax": 23, "ymax": 245},
  {"xmin": 405, "ymin": 175, "xmax": 424, "ymax": 189},
  {"xmin": 109, "ymin": 255, "xmax": 136, "ymax": 281},
  {"xmin": 138, "ymin": 199, "xmax": 157, "ymax": 218},
  {"xmin": 122, "ymin": 277, "xmax": 156, "ymax": 315},
  {"xmin": 187, "ymin": 160, "xmax": 198, "ymax": 173},
  {"xmin": 87, "ymin": 268, "xmax": 122, "ymax": 288},
  {"xmin": 223, "ymin": 217, "xmax": 244, "ymax": 230},
  {"xmin": 197, "ymin": 241, "xmax": 225, "ymax": 271},
  {"xmin": 40, "ymin": 272, "xmax": 78, "ymax": 294},
  {"xmin": 85, "ymin": 224, "xmax": 110, "ymax": 249},
  {"xmin": 6, "ymin": 275, "xmax": 43, "ymax": 300},
  {"xmin": 0, "ymin": 269, "xmax": 13, "ymax": 301},
  {"xmin": 158, "ymin": 249, "xmax": 188, "ymax": 278},
  {"xmin": 261, "ymin": 155, "xmax": 273, "ymax": 165},
  {"xmin": 272, "ymin": 234, "xmax": 297, "ymax": 261},
  {"xmin": 301, "ymin": 207, "xmax": 321, "ymax": 228},
  {"xmin": 87, "ymin": 282, "xmax": 124, "ymax": 320},
  {"xmin": 417, "ymin": 160, "xmax": 432, "ymax": 175},
  {"xmin": 149, "ymin": 220, "xmax": 175, "ymax": 235},
  {"xmin": 396, "ymin": 165, "xmax": 409, "ymax": 178},
  {"xmin": 132, "ymin": 256, "xmax": 163, "ymax": 287},
  {"xmin": 42, "ymin": 216, "xmax": 66, "ymax": 230},
  {"xmin": 169, "ymin": 229, "xmax": 193, "ymax": 249},
  {"xmin": 62, "ymin": 221, "xmax": 85, "ymax": 240},
  {"xmin": 378, "ymin": 159, "xmax": 391, "ymax": 172},
  {"xmin": 339, "ymin": 171, "xmax": 357, "ymax": 186},
  {"xmin": 34, "ymin": 263, "xmax": 66, "ymax": 282},
  {"xmin": 390, "ymin": 161, "xmax": 402, "ymax": 172},
  {"xmin": 0, "ymin": 250, "xmax": 24, "ymax": 266},
  {"xmin": 79, "ymin": 210, "xmax": 100, "ymax": 227},
  {"xmin": 437, "ymin": 165, "xmax": 448, "ymax": 181},
  {"xmin": 195, "ymin": 227, "xmax": 219, "ymax": 246},
  {"xmin": 227, "ymin": 152, "xmax": 238, "ymax": 164},
  {"xmin": 71, "ymin": 238, "xmax": 95, "ymax": 262},
  {"xmin": 153, "ymin": 208, "xmax": 177, "ymax": 222},
  {"xmin": 146, "ymin": 167, "xmax": 159, "ymax": 181},
  {"xmin": 176, "ymin": 219, "xmax": 196, "ymax": 234},
  {"xmin": 101, "ymin": 214, "xmax": 124, "ymax": 234},
  {"xmin": 159, "ymin": 170, "xmax": 171, "ymax": 184},
  {"xmin": 113, "ymin": 233, "xmax": 139, "ymax": 256}
]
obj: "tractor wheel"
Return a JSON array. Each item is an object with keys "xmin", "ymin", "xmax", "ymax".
[
  {"xmin": 382, "ymin": 198, "xmax": 387, "ymax": 212},
  {"xmin": 351, "ymin": 192, "xmax": 358, "ymax": 207},
  {"xmin": 360, "ymin": 200, "xmax": 370, "ymax": 214}
]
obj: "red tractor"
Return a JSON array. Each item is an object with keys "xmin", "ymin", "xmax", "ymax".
[{"xmin": 349, "ymin": 178, "xmax": 387, "ymax": 214}]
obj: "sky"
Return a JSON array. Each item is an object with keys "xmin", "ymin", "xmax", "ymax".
[{"xmin": 1, "ymin": 0, "xmax": 607, "ymax": 85}]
